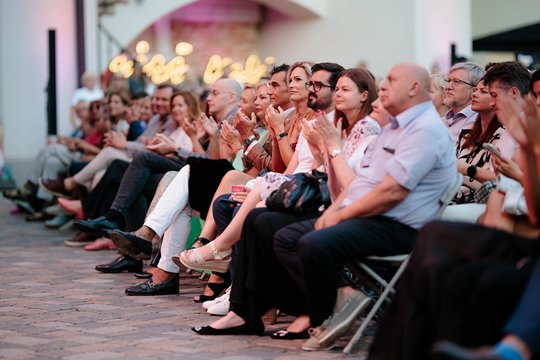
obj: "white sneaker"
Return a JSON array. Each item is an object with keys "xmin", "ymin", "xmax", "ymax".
[
  {"xmin": 202, "ymin": 286, "xmax": 231, "ymax": 309},
  {"xmin": 207, "ymin": 292, "xmax": 230, "ymax": 316}
]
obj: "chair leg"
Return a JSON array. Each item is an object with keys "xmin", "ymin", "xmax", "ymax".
[{"xmin": 343, "ymin": 256, "xmax": 410, "ymax": 354}]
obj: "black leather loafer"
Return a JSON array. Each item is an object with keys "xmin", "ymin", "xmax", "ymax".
[
  {"xmin": 74, "ymin": 216, "xmax": 119, "ymax": 237},
  {"xmin": 95, "ymin": 255, "xmax": 142, "ymax": 273},
  {"xmin": 110, "ymin": 229, "xmax": 152, "ymax": 260},
  {"xmin": 270, "ymin": 329, "xmax": 309, "ymax": 340},
  {"xmin": 125, "ymin": 274, "xmax": 179, "ymax": 296}
]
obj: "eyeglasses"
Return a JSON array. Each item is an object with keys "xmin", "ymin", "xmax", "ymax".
[
  {"xmin": 305, "ymin": 81, "xmax": 333, "ymax": 92},
  {"xmin": 444, "ymin": 77, "xmax": 475, "ymax": 88}
]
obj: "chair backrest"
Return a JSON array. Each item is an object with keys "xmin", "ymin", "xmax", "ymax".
[{"xmin": 434, "ymin": 172, "xmax": 463, "ymax": 219}]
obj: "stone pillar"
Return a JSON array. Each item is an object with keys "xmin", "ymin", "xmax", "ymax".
[{"xmin": 413, "ymin": 0, "xmax": 472, "ymax": 73}]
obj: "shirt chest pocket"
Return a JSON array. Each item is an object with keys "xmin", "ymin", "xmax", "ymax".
[{"xmin": 360, "ymin": 144, "xmax": 395, "ymax": 168}]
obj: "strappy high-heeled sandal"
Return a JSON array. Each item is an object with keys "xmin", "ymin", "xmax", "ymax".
[
  {"xmin": 191, "ymin": 237, "xmax": 210, "ymax": 249},
  {"xmin": 193, "ymin": 270, "xmax": 231, "ymax": 303}
]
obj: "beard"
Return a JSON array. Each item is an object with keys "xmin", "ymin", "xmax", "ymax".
[
  {"xmin": 307, "ymin": 93, "xmax": 318, "ymax": 108},
  {"xmin": 308, "ymin": 93, "xmax": 332, "ymax": 111}
]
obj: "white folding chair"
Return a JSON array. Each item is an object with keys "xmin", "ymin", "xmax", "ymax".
[{"xmin": 343, "ymin": 172, "xmax": 463, "ymax": 354}]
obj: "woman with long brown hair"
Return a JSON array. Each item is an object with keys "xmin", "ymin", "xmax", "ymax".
[{"xmin": 455, "ymin": 79, "xmax": 503, "ymax": 203}]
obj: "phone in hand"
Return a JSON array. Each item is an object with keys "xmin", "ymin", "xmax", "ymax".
[
  {"xmin": 231, "ymin": 185, "xmax": 247, "ymax": 193},
  {"xmin": 482, "ymin": 143, "xmax": 504, "ymax": 159}
]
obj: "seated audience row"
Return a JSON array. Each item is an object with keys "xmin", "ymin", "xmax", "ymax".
[{"xmin": 6, "ymin": 59, "xmax": 540, "ymax": 357}]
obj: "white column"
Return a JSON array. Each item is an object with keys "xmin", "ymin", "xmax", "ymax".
[
  {"xmin": 84, "ymin": 0, "xmax": 99, "ymax": 75},
  {"xmin": 154, "ymin": 16, "xmax": 173, "ymax": 59},
  {"xmin": 413, "ymin": 0, "xmax": 472, "ymax": 73}
]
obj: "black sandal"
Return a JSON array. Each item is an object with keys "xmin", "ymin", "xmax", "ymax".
[
  {"xmin": 193, "ymin": 270, "xmax": 231, "ymax": 303},
  {"xmin": 270, "ymin": 329, "xmax": 309, "ymax": 340}
]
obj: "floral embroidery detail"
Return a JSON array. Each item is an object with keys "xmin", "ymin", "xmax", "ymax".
[{"xmin": 342, "ymin": 117, "xmax": 381, "ymax": 158}]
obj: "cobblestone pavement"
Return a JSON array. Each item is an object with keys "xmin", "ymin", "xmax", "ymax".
[{"xmin": 0, "ymin": 197, "xmax": 371, "ymax": 359}]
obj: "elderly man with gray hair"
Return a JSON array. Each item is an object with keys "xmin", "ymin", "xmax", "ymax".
[{"xmin": 442, "ymin": 62, "xmax": 485, "ymax": 144}]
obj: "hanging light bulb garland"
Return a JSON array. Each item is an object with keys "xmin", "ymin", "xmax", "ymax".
[{"xmin": 109, "ymin": 40, "xmax": 275, "ymax": 85}]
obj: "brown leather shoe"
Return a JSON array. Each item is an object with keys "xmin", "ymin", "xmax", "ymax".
[
  {"xmin": 64, "ymin": 232, "xmax": 98, "ymax": 247},
  {"xmin": 39, "ymin": 177, "xmax": 72, "ymax": 198}
]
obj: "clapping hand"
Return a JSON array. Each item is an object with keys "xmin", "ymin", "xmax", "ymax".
[
  {"xmin": 265, "ymin": 106, "xmax": 286, "ymax": 134},
  {"xmin": 233, "ymin": 111, "xmax": 256, "ymax": 138},
  {"xmin": 200, "ymin": 113, "xmax": 219, "ymax": 138},
  {"xmin": 182, "ymin": 117, "xmax": 197, "ymax": 138},
  {"xmin": 146, "ymin": 133, "xmax": 176, "ymax": 155},
  {"xmin": 220, "ymin": 121, "xmax": 241, "ymax": 149},
  {"xmin": 313, "ymin": 110, "xmax": 344, "ymax": 153},
  {"xmin": 301, "ymin": 118, "xmax": 324, "ymax": 159}
]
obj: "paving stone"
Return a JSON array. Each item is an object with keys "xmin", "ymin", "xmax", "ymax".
[
  {"xmin": 0, "ymin": 348, "xmax": 37, "ymax": 359},
  {"xmin": 1, "ymin": 335, "xmax": 52, "ymax": 346},
  {"xmin": 62, "ymin": 351, "xmax": 124, "ymax": 360},
  {"xmin": 0, "ymin": 197, "xmax": 369, "ymax": 359}
]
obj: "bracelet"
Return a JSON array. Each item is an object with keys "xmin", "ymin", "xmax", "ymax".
[{"xmin": 276, "ymin": 131, "xmax": 288, "ymax": 140}]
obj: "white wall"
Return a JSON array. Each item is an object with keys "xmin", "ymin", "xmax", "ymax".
[
  {"xmin": 472, "ymin": 0, "xmax": 540, "ymax": 38},
  {"xmin": 98, "ymin": 0, "xmax": 196, "ymax": 73},
  {"xmin": 258, "ymin": 0, "xmax": 416, "ymax": 79},
  {"xmin": 414, "ymin": 0, "xmax": 471, "ymax": 73},
  {"xmin": 0, "ymin": 0, "xmax": 77, "ymax": 161}
]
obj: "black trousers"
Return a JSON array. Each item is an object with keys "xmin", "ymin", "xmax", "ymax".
[
  {"xmin": 81, "ymin": 159, "xmax": 147, "ymax": 230},
  {"xmin": 368, "ymin": 221, "xmax": 540, "ymax": 360},
  {"xmin": 212, "ymin": 194, "xmax": 240, "ymax": 276},
  {"xmin": 229, "ymin": 208, "xmax": 318, "ymax": 332},
  {"xmin": 82, "ymin": 159, "xmax": 129, "ymax": 219},
  {"xmin": 110, "ymin": 150, "xmax": 184, "ymax": 218},
  {"xmin": 274, "ymin": 216, "xmax": 417, "ymax": 327}
]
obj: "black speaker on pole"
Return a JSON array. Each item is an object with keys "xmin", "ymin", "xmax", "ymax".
[{"xmin": 47, "ymin": 29, "xmax": 57, "ymax": 136}]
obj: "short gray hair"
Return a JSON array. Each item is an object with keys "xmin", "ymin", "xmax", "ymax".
[
  {"xmin": 431, "ymin": 73, "xmax": 447, "ymax": 93},
  {"xmin": 449, "ymin": 62, "xmax": 485, "ymax": 86}
]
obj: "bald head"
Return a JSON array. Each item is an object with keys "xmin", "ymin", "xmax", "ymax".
[
  {"xmin": 207, "ymin": 78, "xmax": 243, "ymax": 121},
  {"xmin": 400, "ymin": 62, "xmax": 431, "ymax": 92},
  {"xmin": 219, "ymin": 78, "xmax": 243, "ymax": 100},
  {"xmin": 379, "ymin": 62, "xmax": 432, "ymax": 116}
]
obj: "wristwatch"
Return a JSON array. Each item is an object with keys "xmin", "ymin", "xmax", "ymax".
[
  {"xmin": 276, "ymin": 131, "xmax": 288, "ymax": 141},
  {"xmin": 329, "ymin": 149, "xmax": 342, "ymax": 159},
  {"xmin": 243, "ymin": 135, "xmax": 256, "ymax": 147},
  {"xmin": 467, "ymin": 165, "xmax": 477, "ymax": 181}
]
